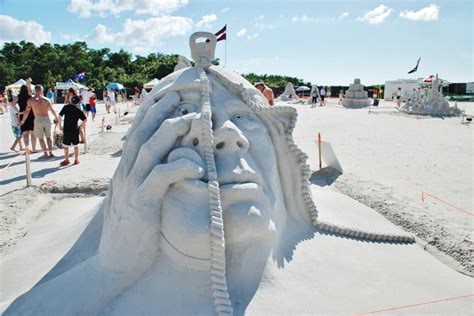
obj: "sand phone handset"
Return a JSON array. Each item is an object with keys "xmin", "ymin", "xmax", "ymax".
[{"xmin": 189, "ymin": 32, "xmax": 216, "ymax": 68}]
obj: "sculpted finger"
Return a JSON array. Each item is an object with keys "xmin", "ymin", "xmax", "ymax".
[
  {"xmin": 128, "ymin": 113, "xmax": 197, "ymax": 185},
  {"xmin": 115, "ymin": 92, "xmax": 180, "ymax": 181},
  {"xmin": 135, "ymin": 158, "xmax": 205, "ymax": 209}
]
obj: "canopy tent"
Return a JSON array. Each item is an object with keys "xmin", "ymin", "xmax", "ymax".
[
  {"xmin": 144, "ymin": 78, "xmax": 160, "ymax": 89},
  {"xmin": 420, "ymin": 75, "xmax": 450, "ymax": 85},
  {"xmin": 55, "ymin": 79, "xmax": 88, "ymax": 90},
  {"xmin": 6, "ymin": 79, "xmax": 33, "ymax": 92},
  {"xmin": 106, "ymin": 82, "xmax": 125, "ymax": 90}
]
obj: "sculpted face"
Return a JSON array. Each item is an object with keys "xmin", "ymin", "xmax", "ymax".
[{"xmin": 159, "ymin": 79, "xmax": 285, "ymax": 265}]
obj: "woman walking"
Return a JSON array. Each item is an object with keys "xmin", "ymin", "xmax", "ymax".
[{"xmin": 12, "ymin": 85, "xmax": 37, "ymax": 152}]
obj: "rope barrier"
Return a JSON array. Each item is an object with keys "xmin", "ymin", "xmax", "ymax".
[
  {"xmin": 354, "ymin": 294, "xmax": 474, "ymax": 315},
  {"xmin": 421, "ymin": 191, "xmax": 473, "ymax": 216},
  {"xmin": 0, "ymin": 151, "xmax": 25, "ymax": 173}
]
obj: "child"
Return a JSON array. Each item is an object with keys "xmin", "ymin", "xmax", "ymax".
[
  {"xmin": 59, "ymin": 96, "xmax": 87, "ymax": 166},
  {"xmin": 9, "ymin": 102, "xmax": 23, "ymax": 152},
  {"xmin": 89, "ymin": 92, "xmax": 97, "ymax": 121}
]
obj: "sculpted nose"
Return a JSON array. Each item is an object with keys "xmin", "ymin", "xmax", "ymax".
[{"xmin": 213, "ymin": 121, "xmax": 249, "ymax": 154}]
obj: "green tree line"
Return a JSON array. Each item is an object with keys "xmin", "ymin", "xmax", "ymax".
[{"xmin": 0, "ymin": 41, "xmax": 311, "ymax": 92}]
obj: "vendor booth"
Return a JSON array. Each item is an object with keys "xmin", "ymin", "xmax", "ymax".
[{"xmin": 55, "ymin": 79, "xmax": 88, "ymax": 103}]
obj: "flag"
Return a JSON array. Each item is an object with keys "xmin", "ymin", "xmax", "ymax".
[
  {"xmin": 215, "ymin": 24, "xmax": 226, "ymax": 42},
  {"xmin": 73, "ymin": 72, "xmax": 86, "ymax": 81},
  {"xmin": 408, "ymin": 57, "xmax": 421, "ymax": 74}
]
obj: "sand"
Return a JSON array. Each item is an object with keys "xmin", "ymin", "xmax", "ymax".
[{"xmin": 0, "ymin": 97, "xmax": 472, "ymax": 313}]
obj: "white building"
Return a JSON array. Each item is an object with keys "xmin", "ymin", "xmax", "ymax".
[{"xmin": 384, "ymin": 79, "xmax": 420, "ymax": 100}]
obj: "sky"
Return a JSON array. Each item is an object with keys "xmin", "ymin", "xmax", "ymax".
[{"xmin": 0, "ymin": 0, "xmax": 472, "ymax": 85}]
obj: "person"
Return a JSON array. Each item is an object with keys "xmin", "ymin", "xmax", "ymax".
[
  {"xmin": 46, "ymin": 88, "xmax": 54, "ymax": 103},
  {"xmin": 81, "ymin": 88, "xmax": 92, "ymax": 118},
  {"xmin": 8, "ymin": 100, "xmax": 23, "ymax": 152},
  {"xmin": 338, "ymin": 89, "xmax": 344, "ymax": 105},
  {"xmin": 311, "ymin": 86, "xmax": 319, "ymax": 108},
  {"xmin": 20, "ymin": 85, "xmax": 61, "ymax": 158},
  {"xmin": 12, "ymin": 85, "xmax": 37, "ymax": 152},
  {"xmin": 396, "ymin": 87, "xmax": 402, "ymax": 107},
  {"xmin": 59, "ymin": 95, "xmax": 87, "ymax": 166},
  {"xmin": 89, "ymin": 91, "xmax": 97, "ymax": 121},
  {"xmin": 107, "ymin": 88, "xmax": 116, "ymax": 113},
  {"xmin": 254, "ymin": 81, "xmax": 274, "ymax": 105},
  {"xmin": 64, "ymin": 87, "xmax": 78, "ymax": 105},
  {"xmin": 319, "ymin": 87, "xmax": 326, "ymax": 106},
  {"xmin": 373, "ymin": 87, "xmax": 379, "ymax": 100}
]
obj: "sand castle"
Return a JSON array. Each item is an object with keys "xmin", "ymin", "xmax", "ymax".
[
  {"xmin": 10, "ymin": 32, "xmax": 474, "ymax": 316},
  {"xmin": 342, "ymin": 78, "xmax": 370, "ymax": 108},
  {"xmin": 400, "ymin": 74, "xmax": 461, "ymax": 116},
  {"xmin": 277, "ymin": 82, "xmax": 298, "ymax": 101}
]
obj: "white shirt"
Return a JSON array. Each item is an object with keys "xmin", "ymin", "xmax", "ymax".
[
  {"xmin": 9, "ymin": 105, "xmax": 19, "ymax": 127},
  {"xmin": 320, "ymin": 88, "xmax": 326, "ymax": 96},
  {"xmin": 107, "ymin": 90, "xmax": 116, "ymax": 101}
]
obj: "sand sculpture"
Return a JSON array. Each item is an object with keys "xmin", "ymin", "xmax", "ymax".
[
  {"xmin": 277, "ymin": 82, "xmax": 298, "ymax": 101},
  {"xmin": 5, "ymin": 32, "xmax": 415, "ymax": 316},
  {"xmin": 174, "ymin": 55, "xmax": 192, "ymax": 72},
  {"xmin": 342, "ymin": 78, "xmax": 370, "ymax": 108},
  {"xmin": 400, "ymin": 74, "xmax": 460, "ymax": 116}
]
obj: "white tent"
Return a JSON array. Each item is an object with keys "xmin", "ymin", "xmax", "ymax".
[
  {"xmin": 55, "ymin": 79, "xmax": 88, "ymax": 90},
  {"xmin": 144, "ymin": 78, "xmax": 160, "ymax": 89},
  {"xmin": 6, "ymin": 79, "xmax": 31, "ymax": 92}
]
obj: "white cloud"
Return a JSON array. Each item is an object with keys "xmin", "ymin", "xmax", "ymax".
[
  {"xmin": 339, "ymin": 12, "xmax": 349, "ymax": 19},
  {"xmin": 400, "ymin": 4, "xmax": 439, "ymax": 21},
  {"xmin": 67, "ymin": 0, "xmax": 188, "ymax": 18},
  {"xmin": 60, "ymin": 33, "xmax": 83, "ymax": 41},
  {"xmin": 358, "ymin": 5, "xmax": 393, "ymax": 24},
  {"xmin": 0, "ymin": 15, "xmax": 51, "ymax": 45},
  {"xmin": 86, "ymin": 16, "xmax": 193, "ymax": 51},
  {"xmin": 195, "ymin": 14, "xmax": 217, "ymax": 29},
  {"xmin": 292, "ymin": 15, "xmax": 318, "ymax": 23},
  {"xmin": 236, "ymin": 28, "xmax": 247, "ymax": 37},
  {"xmin": 221, "ymin": 7, "xmax": 229, "ymax": 12},
  {"xmin": 247, "ymin": 33, "xmax": 259, "ymax": 40},
  {"xmin": 254, "ymin": 15, "xmax": 273, "ymax": 30}
]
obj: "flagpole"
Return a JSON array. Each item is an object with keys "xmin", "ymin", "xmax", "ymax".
[{"xmin": 225, "ymin": 25, "xmax": 227, "ymax": 68}]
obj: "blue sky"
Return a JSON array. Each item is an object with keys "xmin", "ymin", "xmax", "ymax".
[{"xmin": 0, "ymin": 0, "xmax": 472, "ymax": 85}]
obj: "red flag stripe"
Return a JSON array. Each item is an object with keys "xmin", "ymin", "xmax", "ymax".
[{"xmin": 216, "ymin": 33, "xmax": 226, "ymax": 42}]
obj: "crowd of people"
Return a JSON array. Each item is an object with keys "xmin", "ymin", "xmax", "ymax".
[{"xmin": 4, "ymin": 84, "xmax": 96, "ymax": 165}]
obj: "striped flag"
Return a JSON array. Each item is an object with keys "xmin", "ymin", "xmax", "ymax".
[{"xmin": 215, "ymin": 25, "xmax": 227, "ymax": 42}]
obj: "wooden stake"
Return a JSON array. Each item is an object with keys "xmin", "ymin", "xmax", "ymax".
[
  {"xmin": 101, "ymin": 117, "xmax": 105, "ymax": 132},
  {"xmin": 25, "ymin": 148, "xmax": 32, "ymax": 187},
  {"xmin": 83, "ymin": 124, "xmax": 88, "ymax": 154},
  {"xmin": 318, "ymin": 132, "xmax": 322, "ymax": 170}
]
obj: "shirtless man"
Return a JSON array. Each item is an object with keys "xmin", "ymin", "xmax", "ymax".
[
  {"xmin": 21, "ymin": 85, "xmax": 61, "ymax": 158},
  {"xmin": 255, "ymin": 81, "xmax": 274, "ymax": 106}
]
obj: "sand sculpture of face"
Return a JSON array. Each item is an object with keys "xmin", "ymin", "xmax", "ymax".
[{"xmin": 5, "ymin": 32, "xmax": 414, "ymax": 316}]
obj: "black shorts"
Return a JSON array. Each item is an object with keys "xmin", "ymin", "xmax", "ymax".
[
  {"xmin": 320, "ymin": 95, "xmax": 325, "ymax": 101},
  {"xmin": 312, "ymin": 96, "xmax": 318, "ymax": 103},
  {"xmin": 63, "ymin": 130, "xmax": 80, "ymax": 147},
  {"xmin": 85, "ymin": 104, "xmax": 91, "ymax": 111}
]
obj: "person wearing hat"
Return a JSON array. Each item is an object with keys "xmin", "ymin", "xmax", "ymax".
[
  {"xmin": 254, "ymin": 81, "xmax": 274, "ymax": 106},
  {"xmin": 58, "ymin": 95, "xmax": 87, "ymax": 166}
]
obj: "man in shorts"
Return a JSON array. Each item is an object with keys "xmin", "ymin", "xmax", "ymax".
[
  {"xmin": 59, "ymin": 96, "xmax": 87, "ymax": 166},
  {"xmin": 20, "ymin": 85, "xmax": 61, "ymax": 158}
]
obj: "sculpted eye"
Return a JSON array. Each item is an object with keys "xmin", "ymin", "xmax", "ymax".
[{"xmin": 231, "ymin": 112, "xmax": 255, "ymax": 121}]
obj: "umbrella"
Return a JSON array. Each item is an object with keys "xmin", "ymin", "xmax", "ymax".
[
  {"xmin": 295, "ymin": 86, "xmax": 311, "ymax": 92},
  {"xmin": 106, "ymin": 82, "xmax": 125, "ymax": 90},
  {"xmin": 421, "ymin": 75, "xmax": 450, "ymax": 85}
]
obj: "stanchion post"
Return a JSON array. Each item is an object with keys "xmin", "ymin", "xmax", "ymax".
[
  {"xmin": 101, "ymin": 116, "xmax": 105, "ymax": 132},
  {"xmin": 25, "ymin": 148, "xmax": 32, "ymax": 187},
  {"xmin": 83, "ymin": 123, "xmax": 88, "ymax": 154},
  {"xmin": 318, "ymin": 132, "xmax": 322, "ymax": 170}
]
